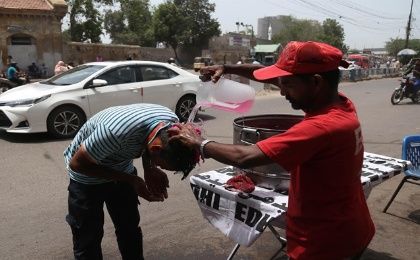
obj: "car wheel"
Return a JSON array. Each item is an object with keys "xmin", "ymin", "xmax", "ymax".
[
  {"xmin": 175, "ymin": 95, "xmax": 197, "ymax": 122},
  {"xmin": 47, "ymin": 105, "xmax": 86, "ymax": 138}
]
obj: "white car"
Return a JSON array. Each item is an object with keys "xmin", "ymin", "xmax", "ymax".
[{"xmin": 0, "ymin": 61, "xmax": 200, "ymax": 138}]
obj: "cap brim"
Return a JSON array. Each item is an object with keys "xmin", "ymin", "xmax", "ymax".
[{"xmin": 253, "ymin": 64, "xmax": 292, "ymax": 80}]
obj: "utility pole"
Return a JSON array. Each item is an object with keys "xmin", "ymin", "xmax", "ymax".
[{"xmin": 405, "ymin": 0, "xmax": 414, "ymax": 48}]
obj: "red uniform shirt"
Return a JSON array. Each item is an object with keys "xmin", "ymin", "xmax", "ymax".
[{"xmin": 257, "ymin": 94, "xmax": 375, "ymax": 260}]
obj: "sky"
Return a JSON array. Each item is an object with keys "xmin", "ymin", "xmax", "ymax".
[{"xmin": 149, "ymin": 0, "xmax": 419, "ymax": 49}]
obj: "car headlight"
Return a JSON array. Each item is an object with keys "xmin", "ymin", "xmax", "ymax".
[{"xmin": 4, "ymin": 94, "xmax": 51, "ymax": 107}]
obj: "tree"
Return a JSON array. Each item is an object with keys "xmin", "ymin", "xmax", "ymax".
[
  {"xmin": 66, "ymin": 0, "xmax": 110, "ymax": 43},
  {"xmin": 172, "ymin": 0, "xmax": 221, "ymax": 49},
  {"xmin": 385, "ymin": 38, "xmax": 420, "ymax": 57},
  {"xmin": 272, "ymin": 17, "xmax": 348, "ymax": 53},
  {"xmin": 152, "ymin": 2, "xmax": 187, "ymax": 60},
  {"xmin": 104, "ymin": 0, "xmax": 155, "ymax": 46},
  {"xmin": 348, "ymin": 48, "xmax": 361, "ymax": 54},
  {"xmin": 272, "ymin": 16, "xmax": 323, "ymax": 46},
  {"xmin": 319, "ymin": 19, "xmax": 348, "ymax": 52}
]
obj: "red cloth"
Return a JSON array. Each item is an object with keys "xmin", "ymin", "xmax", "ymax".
[
  {"xmin": 226, "ymin": 174, "xmax": 255, "ymax": 193},
  {"xmin": 257, "ymin": 94, "xmax": 375, "ymax": 260}
]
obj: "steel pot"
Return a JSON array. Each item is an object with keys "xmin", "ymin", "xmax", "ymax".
[{"xmin": 233, "ymin": 114, "xmax": 304, "ymax": 190}]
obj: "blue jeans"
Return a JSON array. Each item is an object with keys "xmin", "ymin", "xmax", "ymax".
[
  {"xmin": 413, "ymin": 78, "xmax": 420, "ymax": 92},
  {"xmin": 66, "ymin": 172, "xmax": 143, "ymax": 260}
]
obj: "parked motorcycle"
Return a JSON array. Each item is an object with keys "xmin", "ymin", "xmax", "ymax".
[
  {"xmin": 391, "ymin": 76, "xmax": 420, "ymax": 105},
  {"xmin": 0, "ymin": 73, "xmax": 29, "ymax": 94}
]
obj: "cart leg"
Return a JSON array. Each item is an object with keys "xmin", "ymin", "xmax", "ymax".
[
  {"xmin": 227, "ymin": 243, "xmax": 240, "ymax": 260},
  {"xmin": 268, "ymin": 224, "xmax": 287, "ymax": 250}
]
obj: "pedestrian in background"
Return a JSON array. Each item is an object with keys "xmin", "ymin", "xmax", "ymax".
[{"xmin": 54, "ymin": 60, "xmax": 72, "ymax": 75}]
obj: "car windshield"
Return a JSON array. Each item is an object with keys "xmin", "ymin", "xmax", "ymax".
[{"xmin": 42, "ymin": 65, "xmax": 105, "ymax": 86}]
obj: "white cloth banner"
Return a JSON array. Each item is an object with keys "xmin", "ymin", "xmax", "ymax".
[
  {"xmin": 190, "ymin": 152, "xmax": 409, "ymax": 247},
  {"xmin": 190, "ymin": 167, "xmax": 288, "ymax": 246}
]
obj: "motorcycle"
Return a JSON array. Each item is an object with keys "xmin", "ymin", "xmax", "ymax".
[
  {"xmin": 0, "ymin": 73, "xmax": 29, "ymax": 94},
  {"xmin": 391, "ymin": 76, "xmax": 420, "ymax": 105}
]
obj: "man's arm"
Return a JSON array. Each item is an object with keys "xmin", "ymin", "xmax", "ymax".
[
  {"xmin": 201, "ymin": 64, "xmax": 280, "ymax": 87},
  {"xmin": 168, "ymin": 124, "xmax": 272, "ymax": 168},
  {"xmin": 141, "ymin": 152, "xmax": 169, "ymax": 199},
  {"xmin": 69, "ymin": 144, "xmax": 163, "ymax": 201},
  {"xmin": 203, "ymin": 142, "xmax": 273, "ymax": 169}
]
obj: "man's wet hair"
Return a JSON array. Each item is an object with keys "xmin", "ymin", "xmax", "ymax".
[{"xmin": 159, "ymin": 130, "xmax": 197, "ymax": 179}]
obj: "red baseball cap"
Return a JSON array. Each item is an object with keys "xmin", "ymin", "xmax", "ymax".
[{"xmin": 253, "ymin": 41, "xmax": 349, "ymax": 80}]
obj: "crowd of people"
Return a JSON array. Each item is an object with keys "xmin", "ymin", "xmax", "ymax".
[{"xmin": 0, "ymin": 55, "xmax": 74, "ymax": 84}]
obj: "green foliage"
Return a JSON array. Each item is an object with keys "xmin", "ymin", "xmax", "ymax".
[
  {"xmin": 104, "ymin": 0, "xmax": 154, "ymax": 46},
  {"xmin": 152, "ymin": 2, "xmax": 187, "ymax": 58},
  {"xmin": 385, "ymin": 38, "xmax": 420, "ymax": 57},
  {"xmin": 319, "ymin": 19, "xmax": 348, "ymax": 52},
  {"xmin": 65, "ymin": 0, "xmax": 220, "ymax": 51},
  {"xmin": 348, "ymin": 48, "xmax": 361, "ymax": 54},
  {"xmin": 272, "ymin": 16, "xmax": 347, "ymax": 52},
  {"xmin": 172, "ymin": 0, "xmax": 221, "ymax": 48},
  {"xmin": 66, "ymin": 0, "xmax": 106, "ymax": 43},
  {"xmin": 272, "ymin": 16, "xmax": 322, "ymax": 46}
]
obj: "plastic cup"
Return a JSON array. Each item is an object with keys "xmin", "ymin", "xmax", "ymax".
[{"xmin": 196, "ymin": 78, "xmax": 255, "ymax": 113}]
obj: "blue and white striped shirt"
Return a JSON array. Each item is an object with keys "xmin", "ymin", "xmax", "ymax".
[{"xmin": 64, "ymin": 104, "xmax": 178, "ymax": 185}]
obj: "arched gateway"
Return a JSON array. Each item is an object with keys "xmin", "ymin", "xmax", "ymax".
[{"xmin": 0, "ymin": 0, "xmax": 67, "ymax": 77}]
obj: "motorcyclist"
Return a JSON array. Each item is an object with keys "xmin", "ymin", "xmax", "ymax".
[
  {"xmin": 410, "ymin": 60, "xmax": 420, "ymax": 96},
  {"xmin": 7, "ymin": 62, "xmax": 26, "ymax": 86},
  {"xmin": 28, "ymin": 62, "xmax": 41, "ymax": 78},
  {"xmin": 167, "ymin": 57, "xmax": 178, "ymax": 66}
]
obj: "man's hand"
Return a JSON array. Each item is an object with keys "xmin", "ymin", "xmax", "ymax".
[
  {"xmin": 144, "ymin": 167, "xmax": 169, "ymax": 199},
  {"xmin": 200, "ymin": 65, "xmax": 225, "ymax": 83},
  {"xmin": 168, "ymin": 123, "xmax": 204, "ymax": 149},
  {"xmin": 131, "ymin": 175, "xmax": 164, "ymax": 202}
]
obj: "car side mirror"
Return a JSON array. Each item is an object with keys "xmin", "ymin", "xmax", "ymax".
[{"xmin": 91, "ymin": 79, "xmax": 108, "ymax": 87}]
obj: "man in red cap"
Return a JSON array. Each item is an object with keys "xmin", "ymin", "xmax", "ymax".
[{"xmin": 170, "ymin": 41, "xmax": 375, "ymax": 259}]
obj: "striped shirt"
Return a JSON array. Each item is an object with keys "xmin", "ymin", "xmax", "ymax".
[{"xmin": 64, "ymin": 104, "xmax": 178, "ymax": 185}]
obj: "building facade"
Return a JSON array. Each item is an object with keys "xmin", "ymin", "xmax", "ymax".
[
  {"xmin": 257, "ymin": 15, "xmax": 291, "ymax": 40},
  {"xmin": 0, "ymin": 0, "xmax": 67, "ymax": 76}
]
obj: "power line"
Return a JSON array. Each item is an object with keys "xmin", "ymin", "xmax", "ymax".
[
  {"xmin": 331, "ymin": 0, "xmax": 405, "ymax": 20},
  {"xmin": 259, "ymin": 0, "xmax": 408, "ymax": 36},
  {"xmin": 294, "ymin": 0, "xmax": 401, "ymax": 31}
]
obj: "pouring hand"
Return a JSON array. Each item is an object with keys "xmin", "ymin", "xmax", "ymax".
[
  {"xmin": 200, "ymin": 65, "xmax": 225, "ymax": 83},
  {"xmin": 168, "ymin": 123, "xmax": 204, "ymax": 149}
]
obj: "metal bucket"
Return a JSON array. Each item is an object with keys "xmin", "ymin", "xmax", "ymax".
[{"xmin": 233, "ymin": 114, "xmax": 304, "ymax": 190}]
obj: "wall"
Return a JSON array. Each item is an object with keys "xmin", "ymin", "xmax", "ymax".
[
  {"xmin": 63, "ymin": 42, "xmax": 141, "ymax": 65},
  {"xmin": 62, "ymin": 42, "xmax": 176, "ymax": 65},
  {"xmin": 207, "ymin": 33, "xmax": 250, "ymax": 64},
  {"xmin": 0, "ymin": 14, "xmax": 64, "ymax": 76}
]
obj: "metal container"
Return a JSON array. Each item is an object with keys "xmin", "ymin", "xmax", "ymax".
[{"xmin": 233, "ymin": 114, "xmax": 304, "ymax": 190}]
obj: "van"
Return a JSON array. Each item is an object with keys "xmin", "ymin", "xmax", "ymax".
[
  {"xmin": 193, "ymin": 57, "xmax": 213, "ymax": 72},
  {"xmin": 347, "ymin": 54, "xmax": 369, "ymax": 69}
]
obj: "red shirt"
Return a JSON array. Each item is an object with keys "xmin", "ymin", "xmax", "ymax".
[{"xmin": 257, "ymin": 94, "xmax": 375, "ymax": 260}]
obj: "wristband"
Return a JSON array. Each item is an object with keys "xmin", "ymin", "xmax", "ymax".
[{"xmin": 200, "ymin": 139, "xmax": 213, "ymax": 159}]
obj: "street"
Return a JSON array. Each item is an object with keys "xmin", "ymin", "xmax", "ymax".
[{"xmin": 0, "ymin": 77, "xmax": 419, "ymax": 259}]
